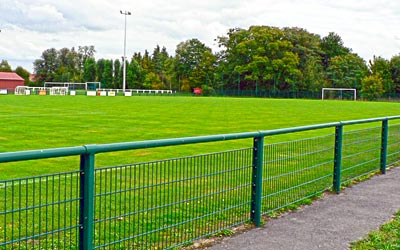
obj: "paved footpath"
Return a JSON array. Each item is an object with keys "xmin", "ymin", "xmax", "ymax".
[{"xmin": 209, "ymin": 167, "xmax": 400, "ymax": 250}]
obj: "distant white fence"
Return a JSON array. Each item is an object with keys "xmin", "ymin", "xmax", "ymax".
[{"xmin": 94, "ymin": 89, "xmax": 174, "ymax": 96}]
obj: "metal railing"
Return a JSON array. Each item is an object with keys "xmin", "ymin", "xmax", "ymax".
[{"xmin": 1, "ymin": 116, "xmax": 400, "ymax": 249}]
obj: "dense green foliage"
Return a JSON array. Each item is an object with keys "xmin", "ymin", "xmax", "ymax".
[
  {"xmin": 361, "ymin": 75, "xmax": 384, "ymax": 100},
  {"xmin": 0, "ymin": 59, "xmax": 12, "ymax": 72},
  {"xmin": 4, "ymin": 26, "xmax": 400, "ymax": 98},
  {"xmin": 25, "ymin": 26, "xmax": 400, "ymax": 99}
]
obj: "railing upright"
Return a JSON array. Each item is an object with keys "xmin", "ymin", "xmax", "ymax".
[
  {"xmin": 79, "ymin": 153, "xmax": 95, "ymax": 250},
  {"xmin": 333, "ymin": 124, "xmax": 343, "ymax": 193},
  {"xmin": 251, "ymin": 136, "xmax": 264, "ymax": 226},
  {"xmin": 380, "ymin": 119, "xmax": 389, "ymax": 174}
]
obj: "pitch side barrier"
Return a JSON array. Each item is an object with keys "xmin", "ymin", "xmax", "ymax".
[{"xmin": 1, "ymin": 116, "xmax": 400, "ymax": 249}]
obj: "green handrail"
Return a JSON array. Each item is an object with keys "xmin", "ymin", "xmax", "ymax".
[{"xmin": 1, "ymin": 116, "xmax": 398, "ymax": 163}]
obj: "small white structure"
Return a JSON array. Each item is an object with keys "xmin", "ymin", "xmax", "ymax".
[
  {"xmin": 49, "ymin": 87, "xmax": 68, "ymax": 96},
  {"xmin": 15, "ymin": 86, "xmax": 45, "ymax": 95},
  {"xmin": 322, "ymin": 88, "xmax": 357, "ymax": 101}
]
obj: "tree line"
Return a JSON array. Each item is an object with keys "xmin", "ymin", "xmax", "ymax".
[{"xmin": 4, "ymin": 25, "xmax": 400, "ymax": 99}]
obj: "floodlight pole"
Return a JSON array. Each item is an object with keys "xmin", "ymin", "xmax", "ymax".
[{"xmin": 120, "ymin": 10, "xmax": 131, "ymax": 92}]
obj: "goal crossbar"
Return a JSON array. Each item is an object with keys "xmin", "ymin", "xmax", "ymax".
[{"xmin": 322, "ymin": 88, "xmax": 357, "ymax": 101}]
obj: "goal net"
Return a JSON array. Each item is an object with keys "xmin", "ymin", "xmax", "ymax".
[
  {"xmin": 44, "ymin": 82, "xmax": 101, "ymax": 91},
  {"xmin": 15, "ymin": 86, "xmax": 68, "ymax": 96},
  {"xmin": 49, "ymin": 87, "xmax": 68, "ymax": 96},
  {"xmin": 15, "ymin": 86, "xmax": 46, "ymax": 95},
  {"xmin": 322, "ymin": 88, "xmax": 357, "ymax": 101}
]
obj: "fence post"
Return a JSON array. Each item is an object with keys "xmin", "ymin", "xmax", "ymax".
[
  {"xmin": 251, "ymin": 136, "xmax": 264, "ymax": 227},
  {"xmin": 333, "ymin": 124, "xmax": 343, "ymax": 194},
  {"xmin": 380, "ymin": 119, "xmax": 389, "ymax": 174},
  {"xmin": 79, "ymin": 153, "xmax": 95, "ymax": 250}
]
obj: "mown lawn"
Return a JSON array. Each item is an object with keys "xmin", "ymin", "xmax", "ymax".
[{"xmin": 0, "ymin": 95, "xmax": 399, "ymax": 179}]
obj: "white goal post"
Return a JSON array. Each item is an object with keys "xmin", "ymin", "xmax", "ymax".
[
  {"xmin": 44, "ymin": 82, "xmax": 101, "ymax": 90},
  {"xmin": 322, "ymin": 88, "xmax": 357, "ymax": 101}
]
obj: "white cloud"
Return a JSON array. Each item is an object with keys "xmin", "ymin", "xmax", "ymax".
[{"xmin": 1, "ymin": 0, "xmax": 400, "ymax": 72}]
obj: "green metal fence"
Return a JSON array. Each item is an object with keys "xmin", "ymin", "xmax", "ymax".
[{"xmin": 1, "ymin": 116, "xmax": 400, "ymax": 249}]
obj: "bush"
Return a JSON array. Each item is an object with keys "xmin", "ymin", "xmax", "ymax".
[
  {"xmin": 361, "ymin": 75, "xmax": 384, "ymax": 100},
  {"xmin": 201, "ymin": 85, "xmax": 216, "ymax": 96}
]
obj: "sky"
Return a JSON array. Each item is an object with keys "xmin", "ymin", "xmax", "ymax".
[{"xmin": 1, "ymin": 0, "xmax": 400, "ymax": 72}]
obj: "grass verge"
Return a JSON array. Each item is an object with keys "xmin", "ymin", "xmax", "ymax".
[{"xmin": 351, "ymin": 210, "xmax": 400, "ymax": 250}]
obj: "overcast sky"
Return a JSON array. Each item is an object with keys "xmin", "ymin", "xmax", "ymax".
[{"xmin": 1, "ymin": 0, "xmax": 400, "ymax": 72}]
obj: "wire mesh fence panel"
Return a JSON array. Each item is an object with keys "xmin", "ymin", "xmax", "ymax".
[
  {"xmin": 261, "ymin": 134, "xmax": 335, "ymax": 215},
  {"xmin": 93, "ymin": 148, "xmax": 253, "ymax": 249},
  {"xmin": 1, "ymin": 117, "xmax": 400, "ymax": 250},
  {"xmin": 0, "ymin": 171, "xmax": 81, "ymax": 250},
  {"xmin": 388, "ymin": 124, "xmax": 400, "ymax": 166},
  {"xmin": 341, "ymin": 127, "xmax": 381, "ymax": 183}
]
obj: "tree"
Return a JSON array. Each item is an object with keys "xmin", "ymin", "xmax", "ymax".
[
  {"xmin": 152, "ymin": 45, "xmax": 169, "ymax": 88},
  {"xmin": 390, "ymin": 55, "xmax": 400, "ymax": 93},
  {"xmin": 67, "ymin": 47, "xmax": 82, "ymax": 82},
  {"xmin": 175, "ymin": 38, "xmax": 213, "ymax": 89},
  {"xmin": 327, "ymin": 54, "xmax": 368, "ymax": 89},
  {"xmin": 361, "ymin": 75, "xmax": 384, "ymax": 100},
  {"xmin": 14, "ymin": 66, "xmax": 30, "ymax": 85},
  {"xmin": 113, "ymin": 59, "xmax": 122, "ymax": 89},
  {"xmin": 55, "ymin": 47, "xmax": 76, "ymax": 82},
  {"xmin": 320, "ymin": 32, "xmax": 351, "ymax": 67},
  {"xmin": 96, "ymin": 59, "xmax": 106, "ymax": 85},
  {"xmin": 216, "ymin": 26, "xmax": 300, "ymax": 93},
  {"xmin": 369, "ymin": 56, "xmax": 394, "ymax": 94},
  {"xmin": 163, "ymin": 57, "xmax": 178, "ymax": 90},
  {"xmin": 143, "ymin": 72, "xmax": 162, "ymax": 89},
  {"xmin": 82, "ymin": 58, "xmax": 97, "ymax": 82},
  {"xmin": 78, "ymin": 45, "xmax": 96, "ymax": 81},
  {"xmin": 283, "ymin": 27, "xmax": 326, "ymax": 92},
  {"xmin": 0, "ymin": 60, "xmax": 12, "ymax": 72},
  {"xmin": 33, "ymin": 46, "xmax": 92, "ymax": 84},
  {"xmin": 189, "ymin": 50, "xmax": 217, "ymax": 88},
  {"xmin": 126, "ymin": 58, "xmax": 142, "ymax": 89},
  {"xmin": 102, "ymin": 60, "xmax": 113, "ymax": 88},
  {"xmin": 33, "ymin": 48, "xmax": 59, "ymax": 83}
]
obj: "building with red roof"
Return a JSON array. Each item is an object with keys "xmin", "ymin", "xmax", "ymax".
[{"xmin": 0, "ymin": 72, "xmax": 25, "ymax": 93}]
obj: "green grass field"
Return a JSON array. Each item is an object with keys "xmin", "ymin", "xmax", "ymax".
[
  {"xmin": 0, "ymin": 95, "xmax": 399, "ymax": 179},
  {"xmin": 1, "ymin": 95, "xmax": 399, "ymax": 249}
]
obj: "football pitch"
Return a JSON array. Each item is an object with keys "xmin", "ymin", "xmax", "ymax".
[{"xmin": 0, "ymin": 95, "xmax": 399, "ymax": 179}]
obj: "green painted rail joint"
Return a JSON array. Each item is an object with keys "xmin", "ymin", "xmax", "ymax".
[{"xmin": 1, "ymin": 115, "xmax": 400, "ymax": 249}]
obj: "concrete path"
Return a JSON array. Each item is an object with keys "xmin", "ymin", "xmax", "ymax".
[{"xmin": 208, "ymin": 167, "xmax": 400, "ymax": 250}]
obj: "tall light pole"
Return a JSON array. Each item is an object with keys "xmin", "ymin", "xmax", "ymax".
[{"xmin": 120, "ymin": 10, "xmax": 131, "ymax": 92}]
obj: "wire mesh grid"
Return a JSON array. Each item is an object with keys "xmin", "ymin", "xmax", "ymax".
[
  {"xmin": 0, "ymin": 171, "xmax": 81, "ymax": 250},
  {"xmin": 388, "ymin": 124, "xmax": 400, "ymax": 166},
  {"xmin": 93, "ymin": 148, "xmax": 253, "ymax": 249},
  {"xmin": 341, "ymin": 127, "xmax": 381, "ymax": 183},
  {"xmin": 261, "ymin": 134, "xmax": 335, "ymax": 215}
]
